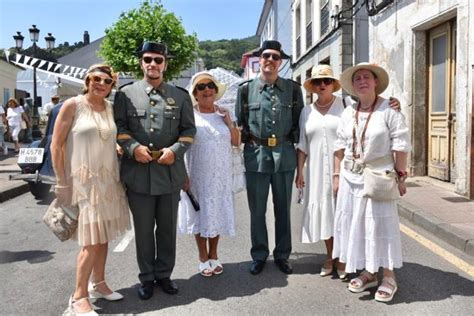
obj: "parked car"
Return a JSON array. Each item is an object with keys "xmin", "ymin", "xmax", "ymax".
[{"xmin": 9, "ymin": 103, "xmax": 61, "ymax": 198}]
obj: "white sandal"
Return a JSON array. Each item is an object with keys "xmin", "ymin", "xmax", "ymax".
[
  {"xmin": 375, "ymin": 277, "xmax": 398, "ymax": 302},
  {"xmin": 88, "ymin": 280, "xmax": 123, "ymax": 301},
  {"xmin": 199, "ymin": 260, "xmax": 213, "ymax": 277},
  {"xmin": 209, "ymin": 259, "xmax": 223, "ymax": 275},
  {"xmin": 68, "ymin": 295, "xmax": 98, "ymax": 316},
  {"xmin": 348, "ymin": 271, "xmax": 378, "ymax": 293}
]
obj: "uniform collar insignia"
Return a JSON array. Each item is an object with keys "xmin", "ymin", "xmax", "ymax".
[{"xmin": 166, "ymin": 97, "xmax": 176, "ymax": 105}]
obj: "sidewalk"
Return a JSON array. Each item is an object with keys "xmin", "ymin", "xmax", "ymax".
[{"xmin": 0, "ymin": 145, "xmax": 473, "ymax": 257}]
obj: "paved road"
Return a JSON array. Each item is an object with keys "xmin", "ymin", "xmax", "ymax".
[{"xmin": 1, "ymin": 190, "xmax": 473, "ymax": 315}]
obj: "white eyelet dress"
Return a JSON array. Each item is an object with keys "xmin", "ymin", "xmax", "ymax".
[{"xmin": 65, "ymin": 95, "xmax": 130, "ymax": 246}]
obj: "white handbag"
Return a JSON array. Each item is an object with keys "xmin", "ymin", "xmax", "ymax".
[
  {"xmin": 232, "ymin": 146, "xmax": 246, "ymax": 193},
  {"xmin": 362, "ymin": 168, "xmax": 399, "ymax": 201}
]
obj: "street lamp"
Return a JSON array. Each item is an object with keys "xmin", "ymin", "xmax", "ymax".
[{"xmin": 13, "ymin": 25, "xmax": 55, "ymax": 139}]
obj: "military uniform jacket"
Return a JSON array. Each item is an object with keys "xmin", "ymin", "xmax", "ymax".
[
  {"xmin": 114, "ymin": 80, "xmax": 196, "ymax": 195},
  {"xmin": 235, "ymin": 76, "xmax": 304, "ymax": 173}
]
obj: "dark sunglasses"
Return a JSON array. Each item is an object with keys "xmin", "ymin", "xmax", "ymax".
[
  {"xmin": 313, "ymin": 78, "xmax": 334, "ymax": 86},
  {"xmin": 142, "ymin": 56, "xmax": 165, "ymax": 65},
  {"xmin": 261, "ymin": 53, "xmax": 282, "ymax": 61},
  {"xmin": 196, "ymin": 82, "xmax": 217, "ymax": 91},
  {"xmin": 90, "ymin": 75, "xmax": 114, "ymax": 85}
]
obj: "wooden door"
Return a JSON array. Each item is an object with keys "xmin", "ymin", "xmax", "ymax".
[{"xmin": 427, "ymin": 21, "xmax": 456, "ymax": 181}]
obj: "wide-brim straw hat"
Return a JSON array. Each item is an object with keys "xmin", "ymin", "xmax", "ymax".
[
  {"xmin": 303, "ymin": 64, "xmax": 341, "ymax": 93},
  {"xmin": 340, "ymin": 62, "xmax": 389, "ymax": 96},
  {"xmin": 189, "ymin": 71, "xmax": 227, "ymax": 105}
]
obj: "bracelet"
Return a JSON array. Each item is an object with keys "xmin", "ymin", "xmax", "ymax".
[{"xmin": 332, "ymin": 173, "xmax": 340, "ymax": 176}]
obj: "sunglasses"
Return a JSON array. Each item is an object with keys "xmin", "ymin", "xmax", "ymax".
[
  {"xmin": 261, "ymin": 53, "xmax": 282, "ymax": 61},
  {"xmin": 196, "ymin": 82, "xmax": 217, "ymax": 91},
  {"xmin": 90, "ymin": 75, "xmax": 114, "ymax": 85},
  {"xmin": 142, "ymin": 56, "xmax": 165, "ymax": 65},
  {"xmin": 313, "ymin": 78, "xmax": 334, "ymax": 86}
]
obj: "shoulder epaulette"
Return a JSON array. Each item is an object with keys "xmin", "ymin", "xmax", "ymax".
[
  {"xmin": 118, "ymin": 81, "xmax": 134, "ymax": 90},
  {"xmin": 287, "ymin": 78, "xmax": 302, "ymax": 86},
  {"xmin": 174, "ymin": 85, "xmax": 189, "ymax": 94},
  {"xmin": 238, "ymin": 79, "xmax": 253, "ymax": 86}
]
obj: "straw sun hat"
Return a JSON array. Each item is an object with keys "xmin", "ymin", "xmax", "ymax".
[
  {"xmin": 189, "ymin": 71, "xmax": 227, "ymax": 105},
  {"xmin": 303, "ymin": 64, "xmax": 341, "ymax": 93},
  {"xmin": 340, "ymin": 62, "xmax": 389, "ymax": 96}
]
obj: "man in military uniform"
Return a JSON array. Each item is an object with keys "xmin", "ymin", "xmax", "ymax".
[
  {"xmin": 235, "ymin": 40, "xmax": 304, "ymax": 275},
  {"xmin": 114, "ymin": 41, "xmax": 196, "ymax": 300}
]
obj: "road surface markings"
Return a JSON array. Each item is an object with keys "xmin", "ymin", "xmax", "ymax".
[
  {"xmin": 113, "ymin": 229, "xmax": 134, "ymax": 252},
  {"xmin": 400, "ymin": 223, "xmax": 474, "ymax": 278}
]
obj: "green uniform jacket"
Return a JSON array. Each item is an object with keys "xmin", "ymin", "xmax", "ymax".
[
  {"xmin": 114, "ymin": 80, "xmax": 196, "ymax": 195},
  {"xmin": 235, "ymin": 77, "xmax": 304, "ymax": 173}
]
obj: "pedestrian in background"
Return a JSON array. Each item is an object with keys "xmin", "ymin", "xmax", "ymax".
[
  {"xmin": 235, "ymin": 40, "xmax": 304, "ymax": 275},
  {"xmin": 332, "ymin": 63, "xmax": 411, "ymax": 303},
  {"xmin": 0, "ymin": 104, "xmax": 7, "ymax": 155},
  {"xmin": 6, "ymin": 98, "xmax": 30, "ymax": 153},
  {"xmin": 179, "ymin": 71, "xmax": 239, "ymax": 277},
  {"xmin": 42, "ymin": 95, "xmax": 60, "ymax": 122},
  {"xmin": 51, "ymin": 64, "xmax": 130, "ymax": 315},
  {"xmin": 296, "ymin": 64, "xmax": 400, "ymax": 278},
  {"xmin": 114, "ymin": 41, "xmax": 196, "ymax": 300}
]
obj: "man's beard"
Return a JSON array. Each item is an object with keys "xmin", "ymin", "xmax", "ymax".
[{"xmin": 145, "ymin": 69, "xmax": 162, "ymax": 80}]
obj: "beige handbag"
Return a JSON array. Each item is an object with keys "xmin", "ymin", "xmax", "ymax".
[
  {"xmin": 43, "ymin": 198, "xmax": 79, "ymax": 241},
  {"xmin": 362, "ymin": 168, "xmax": 399, "ymax": 201}
]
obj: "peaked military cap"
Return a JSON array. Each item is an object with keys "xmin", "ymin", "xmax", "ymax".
[
  {"xmin": 253, "ymin": 40, "xmax": 290, "ymax": 59},
  {"xmin": 136, "ymin": 41, "xmax": 174, "ymax": 58}
]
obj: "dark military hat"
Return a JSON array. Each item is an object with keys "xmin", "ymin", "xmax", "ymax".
[
  {"xmin": 136, "ymin": 41, "xmax": 174, "ymax": 58},
  {"xmin": 254, "ymin": 40, "xmax": 290, "ymax": 59}
]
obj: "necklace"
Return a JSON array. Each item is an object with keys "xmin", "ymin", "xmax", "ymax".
[
  {"xmin": 315, "ymin": 96, "xmax": 335, "ymax": 108},
  {"xmin": 351, "ymin": 97, "xmax": 378, "ymax": 158},
  {"xmin": 85, "ymin": 96, "xmax": 112, "ymax": 141}
]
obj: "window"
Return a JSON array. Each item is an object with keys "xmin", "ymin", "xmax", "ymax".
[
  {"xmin": 296, "ymin": 5, "xmax": 301, "ymax": 58},
  {"xmin": 320, "ymin": 0, "xmax": 330, "ymax": 35},
  {"xmin": 306, "ymin": 0, "xmax": 313, "ymax": 49}
]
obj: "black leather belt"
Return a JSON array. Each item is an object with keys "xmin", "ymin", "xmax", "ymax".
[{"xmin": 249, "ymin": 134, "xmax": 289, "ymax": 147}]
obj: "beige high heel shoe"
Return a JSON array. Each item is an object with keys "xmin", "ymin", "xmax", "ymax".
[{"xmin": 88, "ymin": 280, "xmax": 123, "ymax": 301}]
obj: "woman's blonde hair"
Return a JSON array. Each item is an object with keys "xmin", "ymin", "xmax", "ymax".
[
  {"xmin": 7, "ymin": 98, "xmax": 19, "ymax": 107},
  {"xmin": 82, "ymin": 63, "xmax": 118, "ymax": 97}
]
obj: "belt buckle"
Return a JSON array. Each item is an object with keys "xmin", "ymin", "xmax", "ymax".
[
  {"xmin": 267, "ymin": 137, "xmax": 277, "ymax": 147},
  {"xmin": 150, "ymin": 150, "xmax": 163, "ymax": 160},
  {"xmin": 350, "ymin": 160, "xmax": 364, "ymax": 174}
]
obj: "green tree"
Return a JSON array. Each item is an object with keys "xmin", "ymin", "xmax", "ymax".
[{"xmin": 99, "ymin": 0, "xmax": 198, "ymax": 80}]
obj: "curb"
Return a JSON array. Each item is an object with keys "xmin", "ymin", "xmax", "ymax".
[
  {"xmin": 0, "ymin": 182, "xmax": 30, "ymax": 203},
  {"xmin": 397, "ymin": 199, "xmax": 474, "ymax": 257}
]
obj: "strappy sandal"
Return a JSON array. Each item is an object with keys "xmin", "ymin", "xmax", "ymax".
[
  {"xmin": 88, "ymin": 280, "xmax": 123, "ymax": 301},
  {"xmin": 320, "ymin": 259, "xmax": 334, "ymax": 277},
  {"xmin": 375, "ymin": 276, "xmax": 398, "ymax": 302},
  {"xmin": 209, "ymin": 259, "xmax": 224, "ymax": 275},
  {"xmin": 199, "ymin": 260, "xmax": 213, "ymax": 277},
  {"xmin": 68, "ymin": 295, "xmax": 98, "ymax": 316},
  {"xmin": 348, "ymin": 271, "xmax": 378, "ymax": 293}
]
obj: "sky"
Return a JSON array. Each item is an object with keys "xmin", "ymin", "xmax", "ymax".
[{"xmin": 0, "ymin": 0, "xmax": 264, "ymax": 49}]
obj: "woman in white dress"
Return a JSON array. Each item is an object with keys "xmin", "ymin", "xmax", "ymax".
[
  {"xmin": 180, "ymin": 72, "xmax": 240, "ymax": 277},
  {"xmin": 51, "ymin": 64, "xmax": 130, "ymax": 314},
  {"xmin": 296, "ymin": 65, "xmax": 347, "ymax": 278},
  {"xmin": 296, "ymin": 65, "xmax": 399, "ymax": 279},
  {"xmin": 333, "ymin": 63, "xmax": 411, "ymax": 303},
  {"xmin": 6, "ymin": 98, "xmax": 30, "ymax": 152}
]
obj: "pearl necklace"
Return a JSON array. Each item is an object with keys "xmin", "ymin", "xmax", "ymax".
[
  {"xmin": 315, "ymin": 96, "xmax": 335, "ymax": 108},
  {"xmin": 85, "ymin": 96, "xmax": 112, "ymax": 141}
]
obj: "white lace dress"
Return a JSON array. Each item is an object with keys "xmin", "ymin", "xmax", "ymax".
[
  {"xmin": 66, "ymin": 95, "xmax": 130, "ymax": 246},
  {"xmin": 178, "ymin": 110, "xmax": 235, "ymax": 237},
  {"xmin": 332, "ymin": 100, "xmax": 411, "ymax": 273}
]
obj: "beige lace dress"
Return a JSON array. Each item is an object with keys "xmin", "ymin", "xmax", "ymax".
[{"xmin": 65, "ymin": 95, "xmax": 130, "ymax": 246}]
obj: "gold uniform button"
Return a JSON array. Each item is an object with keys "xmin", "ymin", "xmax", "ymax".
[
  {"xmin": 272, "ymin": 121, "xmax": 276, "ymax": 124},
  {"xmin": 149, "ymin": 143, "xmax": 153, "ymax": 147},
  {"xmin": 173, "ymin": 117, "xmax": 176, "ymax": 119},
  {"xmin": 272, "ymin": 107, "xmax": 276, "ymax": 111},
  {"xmin": 150, "ymin": 128, "xmax": 154, "ymax": 132},
  {"xmin": 152, "ymin": 90, "xmax": 157, "ymax": 94},
  {"xmin": 150, "ymin": 114, "xmax": 154, "ymax": 118},
  {"xmin": 150, "ymin": 101, "xmax": 156, "ymax": 106},
  {"xmin": 272, "ymin": 134, "xmax": 276, "ymax": 138}
]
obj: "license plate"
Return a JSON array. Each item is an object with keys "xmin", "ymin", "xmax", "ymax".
[{"xmin": 18, "ymin": 148, "xmax": 44, "ymax": 164}]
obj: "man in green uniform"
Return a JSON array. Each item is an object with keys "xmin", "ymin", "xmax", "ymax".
[
  {"xmin": 235, "ymin": 40, "xmax": 304, "ymax": 275},
  {"xmin": 114, "ymin": 42, "xmax": 196, "ymax": 300}
]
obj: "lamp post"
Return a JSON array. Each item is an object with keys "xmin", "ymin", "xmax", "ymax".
[{"xmin": 13, "ymin": 25, "xmax": 55, "ymax": 139}]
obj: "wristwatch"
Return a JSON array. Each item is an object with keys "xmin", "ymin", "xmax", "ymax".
[{"xmin": 396, "ymin": 170, "xmax": 408, "ymax": 183}]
